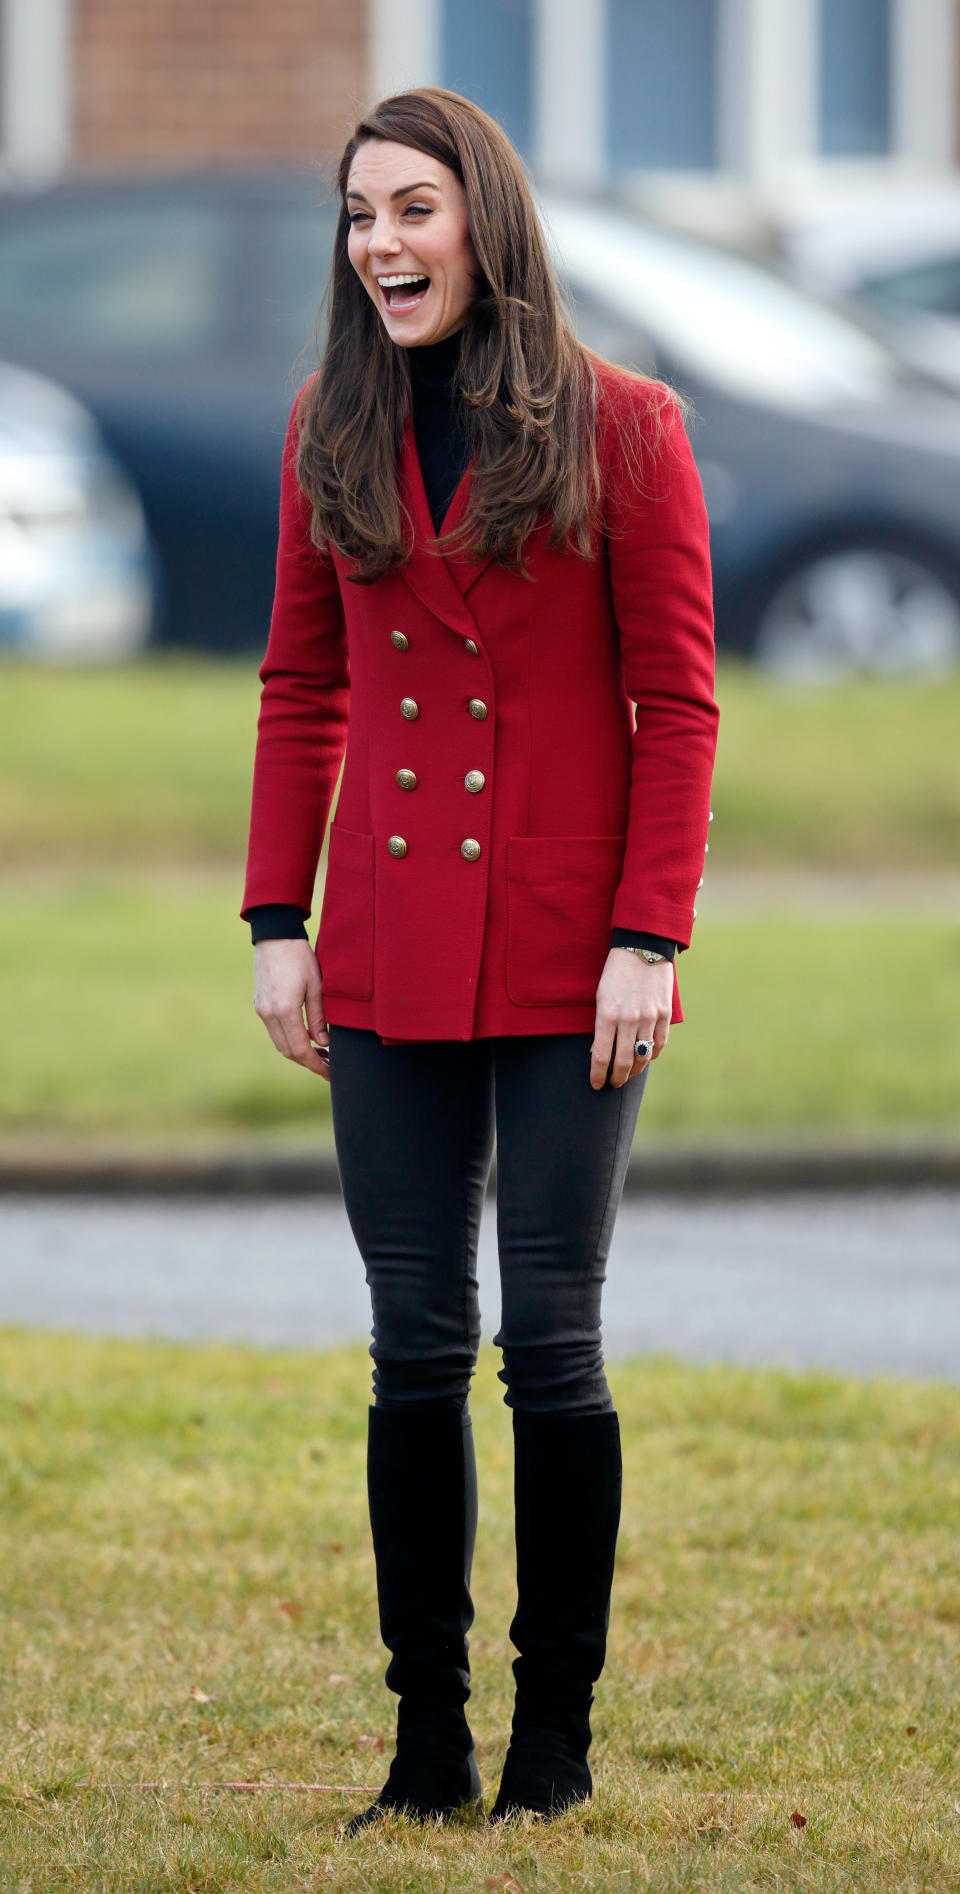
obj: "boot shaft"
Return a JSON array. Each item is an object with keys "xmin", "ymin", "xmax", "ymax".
[
  {"xmin": 365, "ymin": 1403, "xmax": 477, "ymax": 1706},
  {"xmin": 509, "ymin": 1409, "xmax": 623, "ymax": 1704}
]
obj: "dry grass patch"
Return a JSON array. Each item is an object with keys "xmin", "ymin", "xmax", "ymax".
[{"xmin": 1, "ymin": 1334, "xmax": 958, "ymax": 1889}]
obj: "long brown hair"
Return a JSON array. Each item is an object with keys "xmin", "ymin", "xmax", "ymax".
[{"xmin": 297, "ymin": 87, "xmax": 676, "ymax": 583}]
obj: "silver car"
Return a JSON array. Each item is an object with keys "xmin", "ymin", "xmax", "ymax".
[{"xmin": 0, "ymin": 360, "xmax": 153, "ymax": 661}]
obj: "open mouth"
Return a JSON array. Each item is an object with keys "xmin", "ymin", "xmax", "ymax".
[{"xmin": 378, "ymin": 274, "xmax": 431, "ymax": 312}]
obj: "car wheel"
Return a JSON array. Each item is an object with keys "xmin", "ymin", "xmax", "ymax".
[{"xmin": 752, "ymin": 547, "xmax": 960, "ymax": 681}]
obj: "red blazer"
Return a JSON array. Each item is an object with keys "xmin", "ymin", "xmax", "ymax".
[{"xmin": 242, "ymin": 360, "xmax": 718, "ymax": 1042}]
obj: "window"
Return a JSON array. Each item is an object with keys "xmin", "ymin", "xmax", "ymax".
[
  {"xmin": 442, "ymin": 0, "xmax": 533, "ymax": 155},
  {"xmin": 819, "ymin": 0, "xmax": 892, "ymax": 157},
  {"xmin": 0, "ymin": 198, "xmax": 237, "ymax": 360},
  {"xmin": 608, "ymin": 0, "xmax": 718, "ymax": 172}
]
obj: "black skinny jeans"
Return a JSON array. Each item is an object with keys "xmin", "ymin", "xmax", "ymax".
[{"xmin": 328, "ymin": 1026, "xmax": 647, "ymax": 1415}]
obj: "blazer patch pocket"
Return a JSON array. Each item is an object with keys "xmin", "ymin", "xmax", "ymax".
[
  {"xmin": 506, "ymin": 836, "xmax": 626, "ymax": 1007},
  {"xmin": 317, "ymin": 825, "xmax": 375, "ymax": 1001}
]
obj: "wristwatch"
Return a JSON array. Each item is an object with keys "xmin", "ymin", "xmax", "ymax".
[{"xmin": 617, "ymin": 946, "xmax": 667, "ymax": 965}]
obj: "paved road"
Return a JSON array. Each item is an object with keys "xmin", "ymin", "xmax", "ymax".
[{"xmin": 2, "ymin": 1190, "xmax": 959, "ymax": 1379}]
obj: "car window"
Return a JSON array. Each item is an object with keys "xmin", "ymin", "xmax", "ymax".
[
  {"xmin": 861, "ymin": 257, "xmax": 960, "ymax": 319},
  {"xmin": 254, "ymin": 201, "xmax": 339, "ymax": 360},
  {"xmin": 542, "ymin": 197, "xmax": 900, "ymax": 410},
  {"xmin": 0, "ymin": 200, "xmax": 236, "ymax": 359}
]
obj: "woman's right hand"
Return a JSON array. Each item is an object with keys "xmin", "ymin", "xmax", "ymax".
[{"xmin": 253, "ymin": 939, "xmax": 330, "ymax": 1080}]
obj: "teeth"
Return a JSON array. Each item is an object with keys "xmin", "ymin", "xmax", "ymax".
[{"xmin": 377, "ymin": 274, "xmax": 428, "ymax": 288}]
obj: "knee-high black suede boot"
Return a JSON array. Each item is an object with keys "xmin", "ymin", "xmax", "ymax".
[
  {"xmin": 345, "ymin": 1404, "xmax": 483, "ymax": 1835},
  {"xmin": 489, "ymin": 1409, "xmax": 623, "ymax": 1823}
]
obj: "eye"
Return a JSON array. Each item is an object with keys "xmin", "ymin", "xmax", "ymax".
[
  {"xmin": 404, "ymin": 204, "xmax": 433, "ymax": 218},
  {"xmin": 348, "ymin": 210, "xmax": 371, "ymax": 225}
]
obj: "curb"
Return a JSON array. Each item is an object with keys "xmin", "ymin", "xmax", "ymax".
[{"xmin": 0, "ymin": 1137, "xmax": 957, "ymax": 1197}]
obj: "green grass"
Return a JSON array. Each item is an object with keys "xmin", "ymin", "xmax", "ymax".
[
  {"xmin": 1, "ymin": 1333, "xmax": 957, "ymax": 1891},
  {"xmin": 1, "ymin": 654, "xmax": 958, "ymax": 1142},
  {"xmin": 1, "ymin": 873, "xmax": 958, "ymax": 1139},
  {"xmin": 1, "ymin": 654, "xmax": 959, "ymax": 870}
]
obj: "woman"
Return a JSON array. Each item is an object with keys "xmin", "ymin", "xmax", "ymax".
[{"xmin": 242, "ymin": 87, "xmax": 717, "ymax": 1830}]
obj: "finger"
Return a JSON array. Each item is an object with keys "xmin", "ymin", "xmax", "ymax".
[
  {"xmin": 279, "ymin": 1009, "xmax": 329, "ymax": 1076},
  {"xmin": 613, "ymin": 1015, "xmax": 645, "ymax": 1087},
  {"xmin": 304, "ymin": 977, "xmax": 327, "ymax": 1048},
  {"xmin": 590, "ymin": 1009, "xmax": 617, "ymax": 1089},
  {"xmin": 651, "ymin": 1016, "xmax": 670, "ymax": 1060},
  {"xmin": 259, "ymin": 1011, "xmax": 295, "ymax": 1063}
]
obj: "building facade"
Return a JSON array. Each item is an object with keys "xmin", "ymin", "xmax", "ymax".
[{"xmin": 1, "ymin": 0, "xmax": 958, "ymax": 235}]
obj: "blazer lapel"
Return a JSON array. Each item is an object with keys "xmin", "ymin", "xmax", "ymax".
[{"xmin": 396, "ymin": 417, "xmax": 495, "ymax": 632}]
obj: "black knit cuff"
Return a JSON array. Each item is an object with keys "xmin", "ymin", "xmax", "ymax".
[
  {"xmin": 609, "ymin": 928, "xmax": 677, "ymax": 961},
  {"xmin": 248, "ymin": 904, "xmax": 309, "ymax": 944}
]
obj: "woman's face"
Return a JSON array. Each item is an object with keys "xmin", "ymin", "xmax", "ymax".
[{"xmin": 345, "ymin": 139, "xmax": 479, "ymax": 348}]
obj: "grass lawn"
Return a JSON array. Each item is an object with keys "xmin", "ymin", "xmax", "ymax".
[
  {"xmin": 1, "ymin": 874, "xmax": 958, "ymax": 1140},
  {"xmin": 1, "ymin": 1332, "xmax": 957, "ymax": 1891},
  {"xmin": 1, "ymin": 655, "xmax": 958, "ymax": 1142},
  {"xmin": 1, "ymin": 655, "xmax": 960, "ymax": 872}
]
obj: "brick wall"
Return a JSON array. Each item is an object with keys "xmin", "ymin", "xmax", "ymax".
[{"xmin": 72, "ymin": 0, "xmax": 367, "ymax": 168}]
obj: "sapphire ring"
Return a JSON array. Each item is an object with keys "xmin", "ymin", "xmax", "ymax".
[{"xmin": 634, "ymin": 1038, "xmax": 653, "ymax": 1060}]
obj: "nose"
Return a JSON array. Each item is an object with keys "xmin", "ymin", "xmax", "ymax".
[{"xmin": 368, "ymin": 214, "xmax": 402, "ymax": 258}]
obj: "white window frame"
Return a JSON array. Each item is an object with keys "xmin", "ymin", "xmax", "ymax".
[
  {"xmin": 0, "ymin": 0, "xmax": 71, "ymax": 180},
  {"xmin": 369, "ymin": 0, "xmax": 441, "ymax": 103}
]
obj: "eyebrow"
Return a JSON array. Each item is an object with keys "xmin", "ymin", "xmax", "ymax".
[{"xmin": 345, "ymin": 181, "xmax": 441, "ymax": 203}]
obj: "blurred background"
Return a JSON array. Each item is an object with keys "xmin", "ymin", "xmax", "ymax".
[{"xmin": 1, "ymin": 0, "xmax": 958, "ymax": 1166}]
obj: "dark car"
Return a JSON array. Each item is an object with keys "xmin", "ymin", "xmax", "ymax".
[
  {"xmin": 0, "ymin": 171, "xmax": 336, "ymax": 653},
  {"xmin": 543, "ymin": 193, "xmax": 960, "ymax": 678},
  {"xmin": 3, "ymin": 169, "xmax": 960, "ymax": 675}
]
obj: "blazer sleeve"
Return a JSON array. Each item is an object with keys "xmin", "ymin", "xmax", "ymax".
[
  {"xmin": 240, "ymin": 389, "xmax": 350, "ymax": 920},
  {"xmin": 604, "ymin": 379, "xmax": 718, "ymax": 950}
]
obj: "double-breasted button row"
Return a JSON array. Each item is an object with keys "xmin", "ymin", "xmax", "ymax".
[
  {"xmin": 389, "ymin": 642, "xmax": 488, "ymax": 865},
  {"xmin": 395, "ymin": 767, "xmax": 483, "ymax": 794},
  {"xmin": 393, "ymin": 628, "xmax": 479, "ymax": 658},
  {"xmin": 401, "ymin": 698, "xmax": 487, "ymax": 721},
  {"xmin": 387, "ymin": 835, "xmax": 482, "ymax": 862}
]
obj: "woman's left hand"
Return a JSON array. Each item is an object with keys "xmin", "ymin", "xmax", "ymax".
[{"xmin": 590, "ymin": 949, "xmax": 673, "ymax": 1089}]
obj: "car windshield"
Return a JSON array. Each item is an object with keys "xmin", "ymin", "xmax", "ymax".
[{"xmin": 541, "ymin": 198, "xmax": 901, "ymax": 409}]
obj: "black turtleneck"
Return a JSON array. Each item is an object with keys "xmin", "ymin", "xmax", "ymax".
[
  {"xmin": 409, "ymin": 329, "xmax": 471, "ymax": 532},
  {"xmin": 248, "ymin": 333, "xmax": 677, "ymax": 962}
]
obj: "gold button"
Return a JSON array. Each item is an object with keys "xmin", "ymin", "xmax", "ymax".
[
  {"xmin": 464, "ymin": 770, "xmax": 485, "ymax": 793},
  {"xmin": 467, "ymin": 698, "xmax": 488, "ymax": 720},
  {"xmin": 400, "ymin": 697, "xmax": 419, "ymax": 720},
  {"xmin": 396, "ymin": 768, "xmax": 417, "ymax": 791},
  {"xmin": 391, "ymin": 629, "xmax": 409, "ymax": 651},
  {"xmin": 461, "ymin": 838, "xmax": 481, "ymax": 861},
  {"xmin": 709, "ymin": 810, "xmax": 714, "ymax": 822},
  {"xmin": 465, "ymin": 638, "xmax": 479, "ymax": 655},
  {"xmin": 387, "ymin": 835, "xmax": 407, "ymax": 858}
]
